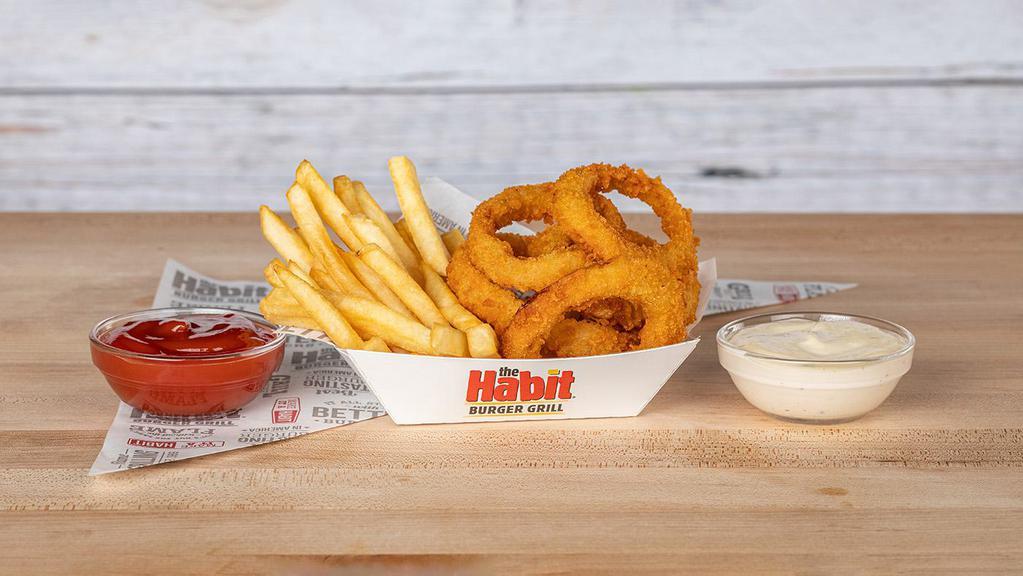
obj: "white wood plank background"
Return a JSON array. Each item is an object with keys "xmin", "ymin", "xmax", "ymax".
[
  {"xmin": 1, "ymin": 0, "xmax": 1021, "ymax": 212},
  {"xmin": 5, "ymin": 0, "xmax": 1022, "ymax": 88}
]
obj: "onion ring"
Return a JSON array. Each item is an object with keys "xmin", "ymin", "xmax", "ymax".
[
  {"xmin": 501, "ymin": 256, "xmax": 687, "ymax": 358},
  {"xmin": 476, "ymin": 193, "xmax": 651, "ymax": 332},
  {"xmin": 492, "ymin": 231, "xmax": 533, "ymax": 257},
  {"xmin": 465, "ymin": 184, "xmax": 631, "ymax": 291},
  {"xmin": 447, "ymin": 246, "xmax": 642, "ymax": 350},
  {"xmin": 551, "ymin": 163, "xmax": 700, "ymax": 324},
  {"xmin": 464, "ymin": 183, "xmax": 586, "ymax": 291},
  {"xmin": 492, "ymin": 193, "xmax": 633, "ymax": 258},
  {"xmin": 447, "ymin": 246, "xmax": 641, "ymax": 337},
  {"xmin": 552, "ymin": 163, "xmax": 696, "ymax": 269},
  {"xmin": 490, "ymin": 235, "xmax": 647, "ymax": 331},
  {"xmin": 445, "ymin": 247, "xmax": 522, "ymax": 335},
  {"xmin": 574, "ymin": 297, "xmax": 644, "ymax": 331},
  {"xmin": 494, "ymin": 229, "xmax": 568, "ymax": 258},
  {"xmin": 542, "ymin": 318, "xmax": 634, "ymax": 358}
]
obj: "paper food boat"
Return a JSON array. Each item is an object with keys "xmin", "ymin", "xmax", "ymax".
[
  {"xmin": 282, "ymin": 260, "xmax": 715, "ymax": 425},
  {"xmin": 339, "ymin": 338, "xmax": 700, "ymax": 424}
]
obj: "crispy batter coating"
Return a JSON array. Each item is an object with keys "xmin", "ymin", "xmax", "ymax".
[
  {"xmin": 446, "ymin": 247, "xmax": 522, "ymax": 335},
  {"xmin": 552, "ymin": 164, "xmax": 700, "ymax": 324},
  {"xmin": 492, "ymin": 193, "xmax": 632, "ymax": 258},
  {"xmin": 455, "ymin": 163, "xmax": 700, "ymax": 357},
  {"xmin": 543, "ymin": 318, "xmax": 634, "ymax": 357},
  {"xmin": 464, "ymin": 183, "xmax": 589, "ymax": 292},
  {"xmin": 465, "ymin": 185, "xmax": 634, "ymax": 292},
  {"xmin": 501, "ymin": 257, "xmax": 687, "ymax": 358},
  {"xmin": 575, "ymin": 297, "xmax": 645, "ymax": 332}
]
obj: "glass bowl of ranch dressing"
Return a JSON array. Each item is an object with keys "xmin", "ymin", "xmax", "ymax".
[{"xmin": 717, "ymin": 312, "xmax": 915, "ymax": 424}]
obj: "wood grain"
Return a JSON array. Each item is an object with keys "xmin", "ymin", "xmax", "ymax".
[
  {"xmin": 2, "ymin": 86, "xmax": 1021, "ymax": 212},
  {"xmin": 1, "ymin": 213, "xmax": 1022, "ymax": 574},
  {"xmin": 3, "ymin": 0, "xmax": 1021, "ymax": 88}
]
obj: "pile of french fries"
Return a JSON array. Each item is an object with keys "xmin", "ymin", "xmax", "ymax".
[{"xmin": 259, "ymin": 156, "xmax": 499, "ymax": 358}]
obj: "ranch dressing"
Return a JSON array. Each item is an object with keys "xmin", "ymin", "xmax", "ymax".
[
  {"xmin": 727, "ymin": 317, "xmax": 907, "ymax": 361},
  {"xmin": 716, "ymin": 313, "xmax": 915, "ymax": 423}
]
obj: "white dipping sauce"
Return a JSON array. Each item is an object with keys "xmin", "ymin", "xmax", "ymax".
[
  {"xmin": 717, "ymin": 315, "xmax": 914, "ymax": 423},
  {"xmin": 727, "ymin": 318, "xmax": 907, "ymax": 361}
]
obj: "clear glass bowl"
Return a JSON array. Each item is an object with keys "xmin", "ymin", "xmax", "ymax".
[
  {"xmin": 90, "ymin": 307, "xmax": 286, "ymax": 416},
  {"xmin": 716, "ymin": 311, "xmax": 915, "ymax": 424}
]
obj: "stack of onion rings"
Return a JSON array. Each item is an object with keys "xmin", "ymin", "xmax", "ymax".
[
  {"xmin": 500, "ymin": 256, "xmax": 686, "ymax": 358},
  {"xmin": 552, "ymin": 164, "xmax": 700, "ymax": 326},
  {"xmin": 463, "ymin": 183, "xmax": 633, "ymax": 291},
  {"xmin": 446, "ymin": 163, "xmax": 699, "ymax": 358}
]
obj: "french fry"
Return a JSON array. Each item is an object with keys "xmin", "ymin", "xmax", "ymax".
[
  {"xmin": 286, "ymin": 182, "xmax": 375, "ymax": 301},
  {"xmin": 440, "ymin": 304, "xmax": 482, "ymax": 332},
  {"xmin": 262, "ymin": 310, "xmax": 321, "ymax": 332},
  {"xmin": 259, "ymin": 155, "xmax": 489, "ymax": 357},
  {"xmin": 265, "ymin": 286, "xmax": 300, "ymax": 307},
  {"xmin": 287, "ymin": 260, "xmax": 317, "ymax": 288},
  {"xmin": 295, "ymin": 160, "xmax": 363, "ymax": 251},
  {"xmin": 310, "ymin": 265, "xmax": 342, "ymax": 293},
  {"xmin": 363, "ymin": 336, "xmax": 391, "ymax": 353},
  {"xmin": 346, "ymin": 213, "xmax": 424, "ymax": 285},
  {"xmin": 333, "ymin": 175, "xmax": 361, "ymax": 215},
  {"xmin": 353, "ymin": 180, "xmax": 421, "ymax": 272},
  {"xmin": 278, "ymin": 268, "xmax": 363, "ymax": 350},
  {"xmin": 430, "ymin": 325, "xmax": 469, "ymax": 357},
  {"xmin": 358, "ymin": 244, "xmax": 449, "ymax": 328},
  {"xmin": 344, "ymin": 213, "xmax": 403, "ymax": 267},
  {"xmin": 393, "ymin": 219, "xmax": 421, "ymax": 259},
  {"xmin": 441, "ymin": 228, "xmax": 466, "ymax": 254},
  {"xmin": 388, "ymin": 156, "xmax": 450, "ymax": 276},
  {"xmin": 421, "ymin": 262, "xmax": 500, "ymax": 357},
  {"xmin": 465, "ymin": 323, "xmax": 500, "ymax": 358},
  {"xmin": 260, "ymin": 292, "xmax": 310, "ymax": 321},
  {"xmin": 260, "ymin": 205, "xmax": 315, "ymax": 271},
  {"xmin": 338, "ymin": 249, "xmax": 414, "ymax": 318},
  {"xmin": 264, "ymin": 258, "xmax": 286, "ymax": 288},
  {"xmin": 321, "ymin": 291, "xmax": 432, "ymax": 355},
  {"xmin": 421, "ymin": 263, "xmax": 479, "ymax": 331}
]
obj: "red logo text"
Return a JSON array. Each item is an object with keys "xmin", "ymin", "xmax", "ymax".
[{"xmin": 466, "ymin": 368, "xmax": 574, "ymax": 402}]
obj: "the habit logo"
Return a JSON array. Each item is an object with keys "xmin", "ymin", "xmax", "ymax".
[
  {"xmin": 465, "ymin": 367, "xmax": 574, "ymax": 416},
  {"xmin": 172, "ymin": 271, "xmax": 269, "ymax": 299}
]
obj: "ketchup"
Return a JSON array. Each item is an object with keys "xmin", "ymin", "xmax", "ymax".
[
  {"xmin": 91, "ymin": 308, "xmax": 285, "ymax": 416},
  {"xmin": 103, "ymin": 313, "xmax": 276, "ymax": 357}
]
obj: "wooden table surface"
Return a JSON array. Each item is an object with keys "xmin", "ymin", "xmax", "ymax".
[{"xmin": 2, "ymin": 213, "xmax": 1021, "ymax": 575}]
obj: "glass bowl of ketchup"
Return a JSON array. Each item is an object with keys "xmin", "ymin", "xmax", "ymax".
[{"xmin": 90, "ymin": 307, "xmax": 286, "ymax": 416}]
